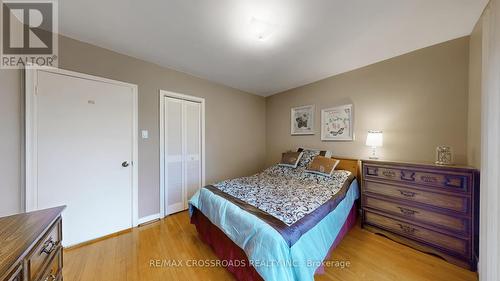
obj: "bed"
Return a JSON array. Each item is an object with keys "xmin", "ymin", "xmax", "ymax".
[{"xmin": 189, "ymin": 150, "xmax": 361, "ymax": 281}]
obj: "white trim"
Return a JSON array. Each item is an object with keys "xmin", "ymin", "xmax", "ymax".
[
  {"xmin": 160, "ymin": 90, "xmax": 206, "ymax": 104},
  {"xmin": 131, "ymin": 84, "xmax": 139, "ymax": 227},
  {"xmin": 24, "ymin": 66, "xmax": 139, "ymax": 227},
  {"xmin": 479, "ymin": 2, "xmax": 500, "ymax": 280},
  {"xmin": 27, "ymin": 66, "xmax": 139, "ymax": 89},
  {"xmin": 25, "ymin": 68, "xmax": 37, "ymax": 212},
  {"xmin": 159, "ymin": 90, "xmax": 206, "ymax": 218},
  {"xmin": 159, "ymin": 94, "xmax": 166, "ymax": 217},
  {"xmin": 138, "ymin": 213, "xmax": 161, "ymax": 225}
]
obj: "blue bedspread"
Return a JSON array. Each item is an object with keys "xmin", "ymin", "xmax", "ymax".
[{"xmin": 189, "ymin": 180, "xmax": 359, "ymax": 281}]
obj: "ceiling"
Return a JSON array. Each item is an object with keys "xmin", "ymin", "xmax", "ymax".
[{"xmin": 58, "ymin": 0, "xmax": 488, "ymax": 96}]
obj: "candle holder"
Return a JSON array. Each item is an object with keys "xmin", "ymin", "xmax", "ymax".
[{"xmin": 435, "ymin": 146, "xmax": 453, "ymax": 165}]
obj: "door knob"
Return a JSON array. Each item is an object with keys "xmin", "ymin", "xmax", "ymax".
[{"xmin": 122, "ymin": 161, "xmax": 130, "ymax": 167}]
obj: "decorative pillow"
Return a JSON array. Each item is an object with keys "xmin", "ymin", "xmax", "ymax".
[
  {"xmin": 278, "ymin": 151, "xmax": 304, "ymax": 168},
  {"xmin": 305, "ymin": 156, "xmax": 340, "ymax": 177},
  {"xmin": 296, "ymin": 148, "xmax": 330, "ymax": 167}
]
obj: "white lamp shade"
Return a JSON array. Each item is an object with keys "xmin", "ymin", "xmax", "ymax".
[{"xmin": 366, "ymin": 131, "xmax": 383, "ymax": 147}]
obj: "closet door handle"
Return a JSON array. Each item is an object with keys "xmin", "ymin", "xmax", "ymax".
[{"xmin": 122, "ymin": 161, "xmax": 130, "ymax": 167}]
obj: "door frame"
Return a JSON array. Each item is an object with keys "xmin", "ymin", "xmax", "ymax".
[
  {"xmin": 25, "ymin": 66, "xmax": 139, "ymax": 227},
  {"xmin": 479, "ymin": 3, "xmax": 500, "ymax": 279},
  {"xmin": 159, "ymin": 90, "xmax": 206, "ymax": 218}
]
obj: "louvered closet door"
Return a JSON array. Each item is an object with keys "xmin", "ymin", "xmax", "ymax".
[
  {"xmin": 165, "ymin": 98, "xmax": 185, "ymax": 214},
  {"xmin": 184, "ymin": 101, "xmax": 202, "ymax": 208},
  {"xmin": 164, "ymin": 97, "xmax": 202, "ymax": 215}
]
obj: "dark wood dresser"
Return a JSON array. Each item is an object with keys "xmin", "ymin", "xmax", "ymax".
[
  {"xmin": 0, "ymin": 206, "xmax": 65, "ymax": 281},
  {"xmin": 361, "ymin": 160, "xmax": 479, "ymax": 270}
]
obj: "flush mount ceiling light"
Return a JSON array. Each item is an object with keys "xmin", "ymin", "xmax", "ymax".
[
  {"xmin": 249, "ymin": 16, "xmax": 278, "ymax": 41},
  {"xmin": 228, "ymin": 2, "xmax": 293, "ymax": 49}
]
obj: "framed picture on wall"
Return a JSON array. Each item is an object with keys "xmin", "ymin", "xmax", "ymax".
[
  {"xmin": 291, "ymin": 105, "xmax": 315, "ymax": 135},
  {"xmin": 321, "ymin": 104, "xmax": 354, "ymax": 141}
]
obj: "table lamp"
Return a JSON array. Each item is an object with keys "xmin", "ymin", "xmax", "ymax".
[{"xmin": 366, "ymin": 130, "xmax": 383, "ymax": 159}]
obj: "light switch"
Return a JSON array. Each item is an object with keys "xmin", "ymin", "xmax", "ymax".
[{"xmin": 141, "ymin": 130, "xmax": 149, "ymax": 139}]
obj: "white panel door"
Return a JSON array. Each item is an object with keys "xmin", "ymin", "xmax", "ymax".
[
  {"xmin": 163, "ymin": 96, "xmax": 202, "ymax": 215},
  {"xmin": 36, "ymin": 71, "xmax": 134, "ymax": 247}
]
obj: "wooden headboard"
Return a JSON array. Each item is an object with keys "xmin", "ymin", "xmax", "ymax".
[{"xmin": 333, "ymin": 157, "xmax": 362, "ymax": 180}]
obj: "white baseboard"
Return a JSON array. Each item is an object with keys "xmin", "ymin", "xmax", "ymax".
[{"xmin": 138, "ymin": 213, "xmax": 161, "ymax": 225}]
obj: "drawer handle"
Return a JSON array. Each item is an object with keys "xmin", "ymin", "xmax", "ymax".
[
  {"xmin": 44, "ymin": 274, "xmax": 57, "ymax": 281},
  {"xmin": 398, "ymin": 207, "xmax": 419, "ymax": 216},
  {"xmin": 41, "ymin": 238, "xmax": 56, "ymax": 255},
  {"xmin": 398, "ymin": 189, "xmax": 417, "ymax": 198},
  {"xmin": 397, "ymin": 223, "xmax": 418, "ymax": 234},
  {"xmin": 382, "ymin": 170, "xmax": 397, "ymax": 178}
]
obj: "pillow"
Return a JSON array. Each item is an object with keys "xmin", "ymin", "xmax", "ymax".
[
  {"xmin": 296, "ymin": 148, "xmax": 330, "ymax": 167},
  {"xmin": 305, "ymin": 156, "xmax": 340, "ymax": 177},
  {"xmin": 278, "ymin": 151, "xmax": 304, "ymax": 168}
]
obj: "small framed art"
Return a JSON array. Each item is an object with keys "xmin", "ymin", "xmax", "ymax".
[
  {"xmin": 321, "ymin": 104, "xmax": 354, "ymax": 141},
  {"xmin": 291, "ymin": 105, "xmax": 315, "ymax": 135}
]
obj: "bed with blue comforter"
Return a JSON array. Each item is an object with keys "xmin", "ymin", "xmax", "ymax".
[{"xmin": 189, "ymin": 151, "xmax": 360, "ymax": 281}]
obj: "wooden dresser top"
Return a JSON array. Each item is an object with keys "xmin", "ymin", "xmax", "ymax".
[
  {"xmin": 0, "ymin": 206, "xmax": 65, "ymax": 277},
  {"xmin": 361, "ymin": 159, "xmax": 478, "ymax": 172}
]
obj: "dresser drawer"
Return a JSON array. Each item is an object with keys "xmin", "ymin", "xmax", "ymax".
[
  {"xmin": 39, "ymin": 248, "xmax": 61, "ymax": 281},
  {"xmin": 9, "ymin": 273, "xmax": 22, "ymax": 281},
  {"xmin": 364, "ymin": 164, "xmax": 471, "ymax": 192},
  {"xmin": 26, "ymin": 219, "xmax": 61, "ymax": 281},
  {"xmin": 5, "ymin": 265, "xmax": 22, "ymax": 281},
  {"xmin": 364, "ymin": 180, "xmax": 469, "ymax": 213},
  {"xmin": 364, "ymin": 195, "xmax": 469, "ymax": 234},
  {"xmin": 365, "ymin": 211, "xmax": 469, "ymax": 256}
]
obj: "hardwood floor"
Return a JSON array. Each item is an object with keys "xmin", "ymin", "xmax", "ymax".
[{"xmin": 63, "ymin": 211, "xmax": 478, "ymax": 281}]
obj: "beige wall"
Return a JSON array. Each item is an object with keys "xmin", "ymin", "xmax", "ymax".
[
  {"xmin": 0, "ymin": 34, "xmax": 479, "ymax": 218},
  {"xmin": 266, "ymin": 37, "xmax": 470, "ymax": 166},
  {"xmin": 0, "ymin": 69, "xmax": 23, "ymax": 216},
  {"xmin": 467, "ymin": 20, "xmax": 483, "ymax": 168},
  {"xmin": 0, "ymin": 35, "xmax": 267, "ymax": 217}
]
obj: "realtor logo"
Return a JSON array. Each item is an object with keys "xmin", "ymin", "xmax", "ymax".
[{"xmin": 1, "ymin": 0, "xmax": 58, "ymax": 68}]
